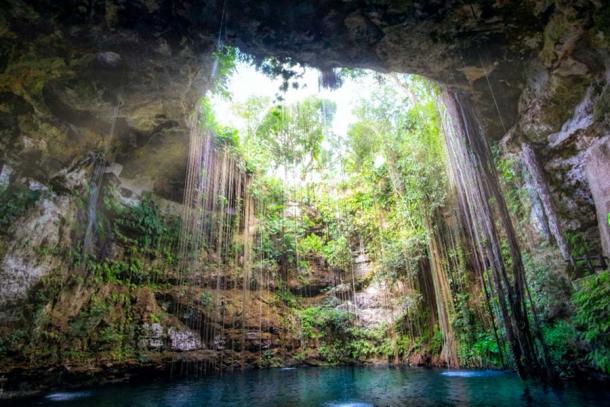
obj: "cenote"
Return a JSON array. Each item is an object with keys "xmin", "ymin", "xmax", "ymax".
[
  {"xmin": 1, "ymin": 0, "xmax": 610, "ymax": 405},
  {"xmin": 10, "ymin": 367, "xmax": 610, "ymax": 407}
]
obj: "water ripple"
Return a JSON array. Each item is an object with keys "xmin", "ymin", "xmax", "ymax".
[{"xmin": 45, "ymin": 391, "xmax": 93, "ymax": 401}]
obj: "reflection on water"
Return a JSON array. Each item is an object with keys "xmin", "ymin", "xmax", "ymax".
[
  {"xmin": 440, "ymin": 369, "xmax": 505, "ymax": 377},
  {"xmin": 45, "ymin": 392, "xmax": 92, "ymax": 402},
  {"xmin": 10, "ymin": 367, "xmax": 610, "ymax": 407}
]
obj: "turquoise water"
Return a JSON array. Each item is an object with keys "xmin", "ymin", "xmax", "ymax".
[{"xmin": 11, "ymin": 367, "xmax": 610, "ymax": 406}]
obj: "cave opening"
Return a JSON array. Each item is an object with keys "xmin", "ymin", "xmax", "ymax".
[{"xmin": 178, "ymin": 51, "xmax": 556, "ymax": 382}]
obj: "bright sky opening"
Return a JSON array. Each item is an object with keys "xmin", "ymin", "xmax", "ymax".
[{"xmin": 211, "ymin": 61, "xmax": 379, "ymax": 141}]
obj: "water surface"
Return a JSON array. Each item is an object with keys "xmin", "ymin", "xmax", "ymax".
[{"xmin": 12, "ymin": 366, "xmax": 610, "ymax": 406}]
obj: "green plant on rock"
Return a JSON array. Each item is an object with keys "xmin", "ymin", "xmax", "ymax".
[
  {"xmin": 87, "ymin": 257, "xmax": 154, "ymax": 286},
  {"xmin": 275, "ymin": 288, "xmax": 298, "ymax": 308},
  {"xmin": 298, "ymin": 306, "xmax": 356, "ymax": 364},
  {"xmin": 348, "ymin": 325, "xmax": 392, "ymax": 361},
  {"xmin": 542, "ymin": 319, "xmax": 580, "ymax": 377},
  {"xmin": 0, "ymin": 184, "xmax": 41, "ymax": 231},
  {"xmin": 0, "ymin": 328, "xmax": 27, "ymax": 359},
  {"xmin": 457, "ymin": 331, "xmax": 503, "ymax": 368},
  {"xmin": 322, "ymin": 235, "xmax": 352, "ymax": 271},
  {"xmin": 199, "ymin": 291, "xmax": 213, "ymax": 308},
  {"xmin": 566, "ymin": 231, "xmax": 589, "ymax": 259},
  {"xmin": 259, "ymin": 349, "xmax": 283, "ymax": 368},
  {"xmin": 111, "ymin": 193, "xmax": 178, "ymax": 255},
  {"xmin": 299, "ymin": 233, "xmax": 324, "ymax": 257},
  {"xmin": 572, "ymin": 271, "xmax": 610, "ymax": 374},
  {"xmin": 430, "ymin": 328, "xmax": 444, "ymax": 356}
]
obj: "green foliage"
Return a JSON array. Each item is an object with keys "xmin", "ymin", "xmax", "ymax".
[
  {"xmin": 210, "ymin": 46, "xmax": 240, "ymax": 98},
  {"xmin": 348, "ymin": 325, "xmax": 398, "ymax": 361},
  {"xmin": 593, "ymin": 84, "xmax": 610, "ymax": 124},
  {"xmin": 199, "ymin": 291, "xmax": 213, "ymax": 308},
  {"xmin": 63, "ymin": 291, "xmax": 135, "ymax": 362},
  {"xmin": 566, "ymin": 231, "xmax": 594, "ymax": 277},
  {"xmin": 298, "ymin": 306, "xmax": 354, "ymax": 364},
  {"xmin": 60, "ymin": 187, "xmax": 180, "ymax": 288},
  {"xmin": 522, "ymin": 248, "xmax": 572, "ymax": 321},
  {"xmin": 337, "ymin": 76, "xmax": 448, "ymax": 281},
  {"xmin": 378, "ymin": 239, "xmax": 413, "ymax": 280},
  {"xmin": 543, "ymin": 319, "xmax": 580, "ymax": 376},
  {"xmin": 495, "ymin": 154, "xmax": 527, "ymax": 220},
  {"xmin": 275, "ymin": 288, "xmax": 299, "ymax": 308},
  {"xmin": 110, "ymin": 192, "xmax": 180, "ymax": 261},
  {"xmin": 297, "ymin": 306, "xmax": 402, "ymax": 363},
  {"xmin": 68, "ymin": 295, "xmax": 109, "ymax": 337},
  {"xmin": 430, "ymin": 328, "xmax": 444, "ymax": 355},
  {"xmin": 256, "ymin": 56, "xmax": 306, "ymax": 96},
  {"xmin": 322, "ymin": 235, "xmax": 351, "ymax": 271},
  {"xmin": 199, "ymin": 97, "xmax": 240, "ymax": 148},
  {"xmin": 458, "ymin": 331, "xmax": 503, "ymax": 368},
  {"xmin": 336, "ymin": 68, "xmax": 367, "ymax": 82},
  {"xmin": 572, "ymin": 271, "xmax": 610, "ymax": 373},
  {"xmin": 87, "ymin": 257, "xmax": 157, "ymax": 286},
  {"xmin": 112, "ymin": 195, "xmax": 162, "ymax": 247},
  {"xmin": 566, "ymin": 231, "xmax": 589, "ymax": 259},
  {"xmin": 252, "ymin": 97, "xmax": 336, "ymax": 175},
  {"xmin": 0, "ymin": 184, "xmax": 41, "ymax": 231},
  {"xmin": 299, "ymin": 233, "xmax": 324, "ymax": 256},
  {"xmin": 299, "ymin": 306, "xmax": 351, "ymax": 339},
  {"xmin": 0, "ymin": 328, "xmax": 27, "ymax": 359},
  {"xmin": 259, "ymin": 349, "xmax": 282, "ymax": 368}
]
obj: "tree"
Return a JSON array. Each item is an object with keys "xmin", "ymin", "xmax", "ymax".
[{"xmin": 254, "ymin": 97, "xmax": 336, "ymax": 180}]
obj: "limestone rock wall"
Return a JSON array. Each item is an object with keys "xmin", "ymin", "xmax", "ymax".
[
  {"xmin": 0, "ymin": 194, "xmax": 74, "ymax": 311},
  {"xmin": 585, "ymin": 135, "xmax": 610, "ymax": 257}
]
